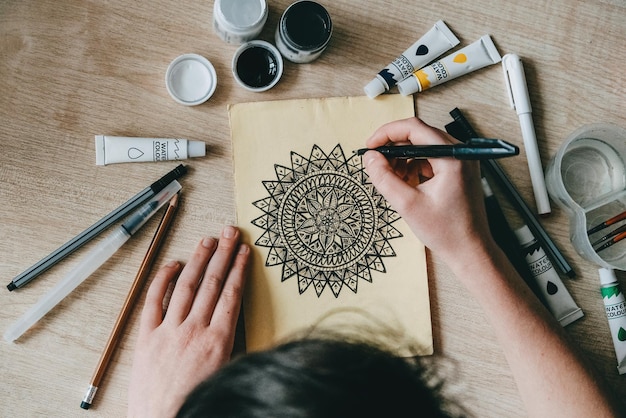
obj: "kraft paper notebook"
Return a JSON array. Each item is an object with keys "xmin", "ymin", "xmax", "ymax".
[{"xmin": 229, "ymin": 95, "xmax": 432, "ymax": 355}]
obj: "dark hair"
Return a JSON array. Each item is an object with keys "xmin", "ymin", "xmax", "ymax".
[{"xmin": 176, "ymin": 337, "xmax": 464, "ymax": 418}]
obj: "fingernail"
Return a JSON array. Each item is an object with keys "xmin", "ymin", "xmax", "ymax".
[
  {"xmin": 166, "ymin": 260, "xmax": 180, "ymax": 268},
  {"xmin": 238, "ymin": 243, "xmax": 249, "ymax": 254},
  {"xmin": 223, "ymin": 225, "xmax": 236, "ymax": 238},
  {"xmin": 202, "ymin": 237, "xmax": 217, "ymax": 248}
]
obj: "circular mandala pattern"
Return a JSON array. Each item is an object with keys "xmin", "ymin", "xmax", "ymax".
[
  {"xmin": 278, "ymin": 170, "xmax": 377, "ymax": 272},
  {"xmin": 251, "ymin": 144, "xmax": 403, "ymax": 298}
]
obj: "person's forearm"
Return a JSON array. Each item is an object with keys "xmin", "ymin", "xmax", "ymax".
[{"xmin": 446, "ymin": 242, "xmax": 623, "ymax": 417}]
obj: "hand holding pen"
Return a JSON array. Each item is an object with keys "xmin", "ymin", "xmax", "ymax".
[{"xmin": 361, "ymin": 117, "xmax": 491, "ymax": 264}]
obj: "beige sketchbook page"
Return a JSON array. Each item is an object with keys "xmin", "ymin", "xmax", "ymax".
[{"xmin": 229, "ymin": 95, "xmax": 432, "ymax": 355}]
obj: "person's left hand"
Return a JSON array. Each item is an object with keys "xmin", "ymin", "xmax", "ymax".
[{"xmin": 127, "ymin": 226, "xmax": 250, "ymax": 418}]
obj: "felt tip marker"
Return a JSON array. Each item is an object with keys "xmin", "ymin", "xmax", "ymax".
[
  {"xmin": 355, "ymin": 138, "xmax": 519, "ymax": 160},
  {"xmin": 502, "ymin": 53, "xmax": 551, "ymax": 215}
]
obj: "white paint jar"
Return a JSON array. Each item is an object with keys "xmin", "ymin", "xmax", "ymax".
[
  {"xmin": 275, "ymin": 1, "xmax": 332, "ymax": 63},
  {"xmin": 213, "ymin": 0, "xmax": 268, "ymax": 45}
]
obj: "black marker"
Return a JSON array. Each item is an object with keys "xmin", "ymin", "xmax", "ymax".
[{"xmin": 355, "ymin": 138, "xmax": 519, "ymax": 160}]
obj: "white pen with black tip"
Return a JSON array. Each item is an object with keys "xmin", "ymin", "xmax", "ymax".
[{"xmin": 503, "ymin": 53, "xmax": 551, "ymax": 215}]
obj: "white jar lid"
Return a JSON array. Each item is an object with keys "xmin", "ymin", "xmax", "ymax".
[{"xmin": 165, "ymin": 54, "xmax": 217, "ymax": 105}]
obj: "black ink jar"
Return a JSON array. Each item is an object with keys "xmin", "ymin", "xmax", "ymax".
[
  {"xmin": 232, "ymin": 40, "xmax": 284, "ymax": 92},
  {"xmin": 275, "ymin": 1, "xmax": 333, "ymax": 63}
]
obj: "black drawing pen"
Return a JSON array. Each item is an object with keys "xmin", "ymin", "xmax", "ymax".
[
  {"xmin": 6, "ymin": 164, "xmax": 188, "ymax": 291},
  {"xmin": 446, "ymin": 108, "xmax": 575, "ymax": 278},
  {"xmin": 355, "ymin": 138, "xmax": 519, "ymax": 160}
]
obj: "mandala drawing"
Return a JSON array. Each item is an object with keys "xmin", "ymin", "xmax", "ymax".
[{"xmin": 251, "ymin": 144, "xmax": 403, "ymax": 298}]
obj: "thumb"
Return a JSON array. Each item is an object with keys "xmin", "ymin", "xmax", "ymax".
[{"xmin": 363, "ymin": 151, "xmax": 422, "ymax": 215}]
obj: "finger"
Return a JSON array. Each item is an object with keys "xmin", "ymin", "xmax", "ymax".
[
  {"xmin": 140, "ymin": 260, "xmax": 182, "ymax": 333},
  {"xmin": 364, "ymin": 151, "xmax": 425, "ymax": 215},
  {"xmin": 401, "ymin": 159, "xmax": 423, "ymax": 187},
  {"xmin": 366, "ymin": 117, "xmax": 457, "ymax": 148},
  {"xmin": 188, "ymin": 226, "xmax": 241, "ymax": 325},
  {"xmin": 208, "ymin": 243, "xmax": 250, "ymax": 345},
  {"xmin": 165, "ymin": 237, "xmax": 218, "ymax": 324}
]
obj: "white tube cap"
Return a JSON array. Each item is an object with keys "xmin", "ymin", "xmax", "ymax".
[
  {"xmin": 188, "ymin": 140, "xmax": 206, "ymax": 158},
  {"xmin": 514, "ymin": 224, "xmax": 534, "ymax": 247},
  {"xmin": 397, "ymin": 76, "xmax": 420, "ymax": 96},
  {"xmin": 364, "ymin": 78, "xmax": 387, "ymax": 99},
  {"xmin": 599, "ymin": 267, "xmax": 617, "ymax": 286}
]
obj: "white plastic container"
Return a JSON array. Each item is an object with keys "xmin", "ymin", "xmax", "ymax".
[
  {"xmin": 213, "ymin": 0, "xmax": 268, "ymax": 45},
  {"xmin": 545, "ymin": 123, "xmax": 626, "ymax": 270}
]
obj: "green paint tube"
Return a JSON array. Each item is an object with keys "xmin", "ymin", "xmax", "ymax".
[{"xmin": 599, "ymin": 268, "xmax": 626, "ymax": 375}]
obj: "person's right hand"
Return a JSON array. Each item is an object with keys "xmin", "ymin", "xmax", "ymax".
[{"xmin": 363, "ymin": 117, "xmax": 496, "ymax": 268}]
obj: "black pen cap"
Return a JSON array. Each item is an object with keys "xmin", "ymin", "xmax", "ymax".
[{"xmin": 150, "ymin": 164, "xmax": 187, "ymax": 193}]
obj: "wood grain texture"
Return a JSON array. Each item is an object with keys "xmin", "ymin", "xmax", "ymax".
[{"xmin": 1, "ymin": 0, "xmax": 624, "ymax": 416}]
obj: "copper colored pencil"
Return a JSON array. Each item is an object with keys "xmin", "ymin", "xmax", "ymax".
[{"xmin": 80, "ymin": 192, "xmax": 180, "ymax": 410}]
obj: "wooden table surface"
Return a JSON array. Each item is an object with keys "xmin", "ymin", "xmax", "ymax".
[{"xmin": 1, "ymin": 0, "xmax": 624, "ymax": 416}]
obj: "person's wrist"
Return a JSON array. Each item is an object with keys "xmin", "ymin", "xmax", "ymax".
[{"xmin": 441, "ymin": 235, "xmax": 503, "ymax": 282}]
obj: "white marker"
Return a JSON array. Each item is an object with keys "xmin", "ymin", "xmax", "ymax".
[{"xmin": 503, "ymin": 54, "xmax": 551, "ymax": 215}]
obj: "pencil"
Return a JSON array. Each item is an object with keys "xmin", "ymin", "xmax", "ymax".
[
  {"xmin": 587, "ymin": 209, "xmax": 626, "ymax": 235},
  {"xmin": 80, "ymin": 192, "xmax": 180, "ymax": 410}
]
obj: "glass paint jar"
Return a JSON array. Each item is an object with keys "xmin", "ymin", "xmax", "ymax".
[
  {"xmin": 275, "ymin": 1, "xmax": 332, "ymax": 63},
  {"xmin": 213, "ymin": 0, "xmax": 268, "ymax": 45}
]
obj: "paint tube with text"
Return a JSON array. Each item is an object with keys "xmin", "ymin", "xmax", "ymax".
[
  {"xmin": 397, "ymin": 35, "xmax": 501, "ymax": 95},
  {"xmin": 514, "ymin": 225, "xmax": 584, "ymax": 326},
  {"xmin": 599, "ymin": 268, "xmax": 626, "ymax": 374},
  {"xmin": 95, "ymin": 135, "xmax": 206, "ymax": 165},
  {"xmin": 364, "ymin": 20, "xmax": 459, "ymax": 98}
]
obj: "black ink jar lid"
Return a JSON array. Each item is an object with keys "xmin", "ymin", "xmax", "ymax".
[
  {"xmin": 275, "ymin": 1, "xmax": 333, "ymax": 63},
  {"xmin": 232, "ymin": 40, "xmax": 284, "ymax": 92}
]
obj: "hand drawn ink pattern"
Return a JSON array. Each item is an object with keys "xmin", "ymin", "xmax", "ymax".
[{"xmin": 251, "ymin": 144, "xmax": 403, "ymax": 298}]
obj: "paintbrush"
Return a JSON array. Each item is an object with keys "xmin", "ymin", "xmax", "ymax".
[{"xmin": 588, "ymin": 209, "xmax": 626, "ymax": 235}]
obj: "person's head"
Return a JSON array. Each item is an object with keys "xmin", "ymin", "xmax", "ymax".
[{"xmin": 176, "ymin": 336, "xmax": 464, "ymax": 418}]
